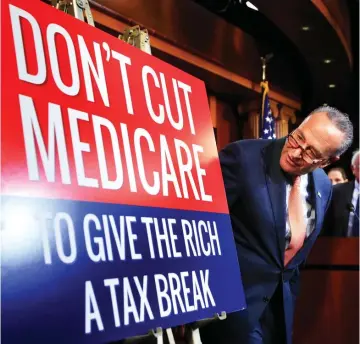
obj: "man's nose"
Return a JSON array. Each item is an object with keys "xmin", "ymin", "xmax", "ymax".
[{"xmin": 291, "ymin": 147, "xmax": 303, "ymax": 158}]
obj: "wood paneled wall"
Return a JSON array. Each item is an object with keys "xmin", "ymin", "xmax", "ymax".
[
  {"xmin": 80, "ymin": 2, "xmax": 301, "ymax": 149},
  {"xmin": 208, "ymin": 95, "xmax": 239, "ymax": 151}
]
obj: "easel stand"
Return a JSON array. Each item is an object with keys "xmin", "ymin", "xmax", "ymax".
[
  {"xmin": 51, "ymin": 0, "xmax": 151, "ymax": 54},
  {"xmin": 51, "ymin": 0, "xmax": 94, "ymax": 25},
  {"xmin": 120, "ymin": 327, "xmax": 170, "ymax": 344},
  {"xmin": 186, "ymin": 312, "xmax": 227, "ymax": 344},
  {"xmin": 115, "ymin": 327, "xmax": 180, "ymax": 344},
  {"xmin": 115, "ymin": 312, "xmax": 227, "ymax": 344}
]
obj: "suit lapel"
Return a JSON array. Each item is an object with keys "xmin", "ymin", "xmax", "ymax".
[
  {"xmin": 345, "ymin": 180, "xmax": 355, "ymax": 204},
  {"xmin": 342, "ymin": 181, "xmax": 354, "ymax": 236},
  {"xmin": 309, "ymin": 170, "xmax": 323, "ymax": 238},
  {"xmin": 262, "ymin": 138, "xmax": 287, "ymax": 260}
]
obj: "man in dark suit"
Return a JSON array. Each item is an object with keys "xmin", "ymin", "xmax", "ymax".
[
  {"xmin": 327, "ymin": 167, "xmax": 348, "ymax": 185},
  {"xmin": 201, "ymin": 106, "xmax": 353, "ymax": 344},
  {"xmin": 323, "ymin": 150, "xmax": 359, "ymax": 237}
]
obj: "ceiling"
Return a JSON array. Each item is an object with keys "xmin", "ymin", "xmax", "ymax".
[
  {"xmin": 193, "ymin": 0, "xmax": 357, "ymax": 116},
  {"xmin": 194, "ymin": 0, "xmax": 358, "ymax": 170}
]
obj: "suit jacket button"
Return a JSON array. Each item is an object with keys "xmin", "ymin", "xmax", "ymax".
[{"xmin": 263, "ymin": 296, "xmax": 270, "ymax": 303}]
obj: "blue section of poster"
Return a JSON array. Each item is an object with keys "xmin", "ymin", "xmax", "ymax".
[{"xmin": 1, "ymin": 196, "xmax": 246, "ymax": 344}]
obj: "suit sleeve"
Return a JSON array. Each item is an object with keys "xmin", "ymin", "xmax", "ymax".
[{"xmin": 218, "ymin": 142, "xmax": 243, "ymax": 209}]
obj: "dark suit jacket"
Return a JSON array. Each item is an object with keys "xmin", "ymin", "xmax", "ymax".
[
  {"xmin": 322, "ymin": 180, "xmax": 355, "ymax": 236},
  {"xmin": 204, "ymin": 138, "xmax": 332, "ymax": 344}
]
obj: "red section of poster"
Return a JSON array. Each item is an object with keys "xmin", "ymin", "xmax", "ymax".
[{"xmin": 1, "ymin": 0, "xmax": 228, "ymax": 214}]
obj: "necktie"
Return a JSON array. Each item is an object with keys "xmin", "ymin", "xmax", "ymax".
[
  {"xmin": 285, "ymin": 176, "xmax": 306, "ymax": 266},
  {"xmin": 352, "ymin": 200, "xmax": 359, "ymax": 237}
]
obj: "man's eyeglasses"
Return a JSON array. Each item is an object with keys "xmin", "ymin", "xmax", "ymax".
[{"xmin": 287, "ymin": 131, "xmax": 327, "ymax": 165}]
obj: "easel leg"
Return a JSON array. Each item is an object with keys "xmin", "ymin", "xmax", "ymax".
[
  {"xmin": 190, "ymin": 328, "xmax": 202, "ymax": 344},
  {"xmin": 153, "ymin": 327, "xmax": 163, "ymax": 344},
  {"xmin": 166, "ymin": 328, "xmax": 176, "ymax": 344}
]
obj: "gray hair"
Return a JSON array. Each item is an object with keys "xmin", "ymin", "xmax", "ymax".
[
  {"xmin": 351, "ymin": 149, "xmax": 360, "ymax": 166},
  {"xmin": 308, "ymin": 105, "xmax": 353, "ymax": 156}
]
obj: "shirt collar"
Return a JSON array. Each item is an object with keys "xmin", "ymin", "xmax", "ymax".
[{"xmin": 283, "ymin": 172, "xmax": 308, "ymax": 186}]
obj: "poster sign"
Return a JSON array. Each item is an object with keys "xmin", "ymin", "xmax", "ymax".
[{"xmin": 1, "ymin": 0, "xmax": 246, "ymax": 343}]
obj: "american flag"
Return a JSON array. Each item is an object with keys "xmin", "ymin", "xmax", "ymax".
[{"xmin": 260, "ymin": 81, "xmax": 276, "ymax": 140}]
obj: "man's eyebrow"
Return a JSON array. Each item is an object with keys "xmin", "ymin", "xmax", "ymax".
[
  {"xmin": 299, "ymin": 128, "xmax": 322, "ymax": 157},
  {"xmin": 297, "ymin": 128, "xmax": 305, "ymax": 139}
]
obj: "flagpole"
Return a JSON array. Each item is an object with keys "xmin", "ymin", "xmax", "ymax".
[
  {"xmin": 259, "ymin": 57, "xmax": 267, "ymax": 138},
  {"xmin": 259, "ymin": 53, "xmax": 273, "ymax": 138},
  {"xmin": 261, "ymin": 56, "xmax": 267, "ymax": 82},
  {"xmin": 260, "ymin": 53, "xmax": 273, "ymax": 80}
]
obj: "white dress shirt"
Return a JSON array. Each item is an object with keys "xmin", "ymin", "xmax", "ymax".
[{"xmin": 285, "ymin": 174, "xmax": 316, "ymax": 249}]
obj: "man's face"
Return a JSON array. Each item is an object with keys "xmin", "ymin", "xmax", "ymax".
[
  {"xmin": 280, "ymin": 112, "xmax": 344, "ymax": 175},
  {"xmin": 328, "ymin": 170, "xmax": 346, "ymax": 185},
  {"xmin": 351, "ymin": 154, "xmax": 360, "ymax": 182}
]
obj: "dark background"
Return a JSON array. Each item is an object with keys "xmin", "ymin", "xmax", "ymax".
[{"xmin": 194, "ymin": 0, "xmax": 359, "ymax": 178}]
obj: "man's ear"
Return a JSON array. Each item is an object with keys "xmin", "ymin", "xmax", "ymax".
[{"xmin": 320, "ymin": 156, "xmax": 340, "ymax": 168}]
